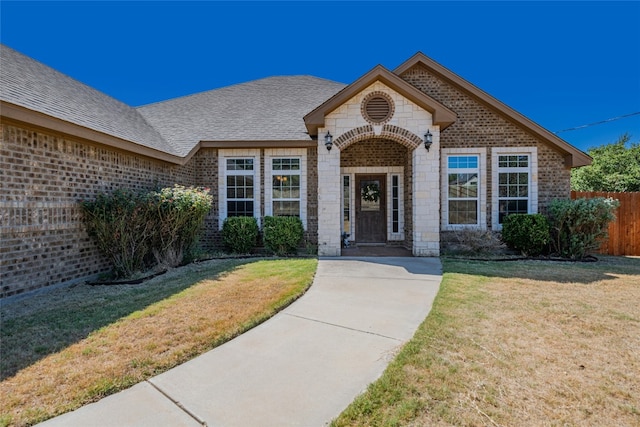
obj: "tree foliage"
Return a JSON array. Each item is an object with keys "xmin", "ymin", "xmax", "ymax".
[{"xmin": 571, "ymin": 133, "xmax": 640, "ymax": 192}]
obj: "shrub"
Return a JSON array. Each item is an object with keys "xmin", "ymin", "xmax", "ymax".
[
  {"xmin": 221, "ymin": 216, "xmax": 259, "ymax": 254},
  {"xmin": 501, "ymin": 214, "xmax": 550, "ymax": 257},
  {"xmin": 81, "ymin": 189, "xmax": 152, "ymax": 277},
  {"xmin": 81, "ymin": 186, "xmax": 212, "ymax": 277},
  {"xmin": 263, "ymin": 216, "xmax": 304, "ymax": 256},
  {"xmin": 444, "ymin": 229, "xmax": 506, "ymax": 256},
  {"xmin": 147, "ymin": 185, "xmax": 213, "ymax": 267},
  {"xmin": 548, "ymin": 197, "xmax": 619, "ymax": 259}
]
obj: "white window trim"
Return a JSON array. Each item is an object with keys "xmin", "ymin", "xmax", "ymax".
[
  {"xmin": 265, "ymin": 148, "xmax": 307, "ymax": 229},
  {"xmin": 218, "ymin": 149, "xmax": 261, "ymax": 228},
  {"xmin": 340, "ymin": 166, "xmax": 404, "ymax": 242},
  {"xmin": 491, "ymin": 147, "xmax": 538, "ymax": 230},
  {"xmin": 441, "ymin": 148, "xmax": 487, "ymax": 230}
]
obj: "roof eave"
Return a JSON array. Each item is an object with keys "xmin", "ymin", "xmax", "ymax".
[{"xmin": 1, "ymin": 102, "xmax": 186, "ymax": 165}]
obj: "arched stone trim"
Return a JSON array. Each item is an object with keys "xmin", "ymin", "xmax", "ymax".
[
  {"xmin": 334, "ymin": 124, "xmax": 424, "ymax": 151},
  {"xmin": 333, "ymin": 125, "xmax": 374, "ymax": 150},
  {"xmin": 380, "ymin": 125, "xmax": 423, "ymax": 150}
]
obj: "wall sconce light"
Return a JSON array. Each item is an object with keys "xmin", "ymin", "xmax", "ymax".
[
  {"xmin": 424, "ymin": 130, "xmax": 433, "ymax": 151},
  {"xmin": 324, "ymin": 131, "xmax": 333, "ymax": 151}
]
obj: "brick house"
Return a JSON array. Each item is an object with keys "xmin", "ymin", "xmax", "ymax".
[{"xmin": 0, "ymin": 45, "xmax": 590, "ymax": 296}]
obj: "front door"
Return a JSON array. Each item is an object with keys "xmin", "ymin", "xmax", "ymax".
[{"xmin": 356, "ymin": 174, "xmax": 386, "ymax": 243}]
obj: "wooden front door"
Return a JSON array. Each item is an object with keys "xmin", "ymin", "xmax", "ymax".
[{"xmin": 356, "ymin": 174, "xmax": 386, "ymax": 243}]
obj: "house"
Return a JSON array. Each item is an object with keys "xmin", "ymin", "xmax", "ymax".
[{"xmin": 0, "ymin": 44, "xmax": 591, "ymax": 297}]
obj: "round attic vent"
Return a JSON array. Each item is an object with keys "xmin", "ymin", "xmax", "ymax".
[{"xmin": 361, "ymin": 92, "xmax": 394, "ymax": 124}]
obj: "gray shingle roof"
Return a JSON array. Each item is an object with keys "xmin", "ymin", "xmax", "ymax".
[
  {"xmin": 137, "ymin": 76, "xmax": 346, "ymax": 155},
  {"xmin": 0, "ymin": 44, "xmax": 175, "ymax": 154},
  {"xmin": 1, "ymin": 44, "xmax": 346, "ymax": 158}
]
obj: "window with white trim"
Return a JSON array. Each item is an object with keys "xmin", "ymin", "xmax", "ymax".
[
  {"xmin": 271, "ymin": 158, "xmax": 301, "ymax": 217},
  {"xmin": 447, "ymin": 155, "xmax": 480, "ymax": 225},
  {"xmin": 497, "ymin": 154, "xmax": 530, "ymax": 224},
  {"xmin": 225, "ymin": 158, "xmax": 255, "ymax": 217},
  {"xmin": 265, "ymin": 149, "xmax": 307, "ymax": 228},
  {"xmin": 491, "ymin": 147, "xmax": 538, "ymax": 230}
]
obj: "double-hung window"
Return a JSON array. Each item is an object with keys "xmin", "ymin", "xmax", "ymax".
[
  {"xmin": 492, "ymin": 147, "xmax": 538, "ymax": 229},
  {"xmin": 271, "ymin": 158, "xmax": 301, "ymax": 217},
  {"xmin": 497, "ymin": 155, "xmax": 530, "ymax": 223},
  {"xmin": 225, "ymin": 158, "xmax": 255, "ymax": 217},
  {"xmin": 447, "ymin": 155, "xmax": 480, "ymax": 225}
]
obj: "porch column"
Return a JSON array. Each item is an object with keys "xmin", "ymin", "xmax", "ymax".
[
  {"xmin": 317, "ymin": 129, "xmax": 342, "ymax": 256},
  {"xmin": 412, "ymin": 129, "xmax": 440, "ymax": 256}
]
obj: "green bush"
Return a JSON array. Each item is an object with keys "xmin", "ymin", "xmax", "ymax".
[
  {"xmin": 147, "ymin": 185, "xmax": 213, "ymax": 267},
  {"xmin": 548, "ymin": 197, "xmax": 619, "ymax": 259},
  {"xmin": 263, "ymin": 216, "xmax": 304, "ymax": 256},
  {"xmin": 81, "ymin": 189, "xmax": 152, "ymax": 277},
  {"xmin": 221, "ymin": 216, "xmax": 259, "ymax": 254},
  {"xmin": 501, "ymin": 214, "xmax": 550, "ymax": 257},
  {"xmin": 80, "ymin": 186, "xmax": 212, "ymax": 277}
]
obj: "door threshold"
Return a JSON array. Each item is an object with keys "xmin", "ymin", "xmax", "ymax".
[{"xmin": 356, "ymin": 243, "xmax": 387, "ymax": 247}]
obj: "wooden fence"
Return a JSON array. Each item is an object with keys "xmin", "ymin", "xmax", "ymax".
[{"xmin": 571, "ymin": 191, "xmax": 640, "ymax": 256}]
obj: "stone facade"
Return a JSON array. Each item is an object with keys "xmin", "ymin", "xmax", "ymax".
[{"xmin": 316, "ymin": 80, "xmax": 439, "ymax": 256}]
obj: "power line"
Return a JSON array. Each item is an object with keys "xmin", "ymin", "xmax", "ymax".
[{"xmin": 554, "ymin": 111, "xmax": 640, "ymax": 134}]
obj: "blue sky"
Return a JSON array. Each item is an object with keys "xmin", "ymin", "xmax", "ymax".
[{"xmin": 2, "ymin": 1, "xmax": 639, "ymax": 153}]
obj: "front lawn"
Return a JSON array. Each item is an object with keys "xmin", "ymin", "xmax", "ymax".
[
  {"xmin": 0, "ymin": 258, "xmax": 317, "ymax": 427},
  {"xmin": 333, "ymin": 256, "xmax": 640, "ymax": 426}
]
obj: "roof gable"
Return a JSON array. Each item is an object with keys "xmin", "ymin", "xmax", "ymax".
[
  {"xmin": 304, "ymin": 65, "xmax": 456, "ymax": 137},
  {"xmin": 395, "ymin": 52, "xmax": 591, "ymax": 167}
]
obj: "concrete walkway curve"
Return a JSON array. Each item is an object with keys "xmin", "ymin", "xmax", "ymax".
[{"xmin": 38, "ymin": 257, "xmax": 442, "ymax": 427}]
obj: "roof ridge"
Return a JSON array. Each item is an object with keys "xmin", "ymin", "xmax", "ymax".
[{"xmin": 136, "ymin": 75, "xmax": 345, "ymax": 110}]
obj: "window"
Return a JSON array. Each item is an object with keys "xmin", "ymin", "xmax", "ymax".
[
  {"xmin": 265, "ymin": 149, "xmax": 307, "ymax": 228},
  {"xmin": 226, "ymin": 158, "xmax": 255, "ymax": 217},
  {"xmin": 447, "ymin": 155, "xmax": 479, "ymax": 225},
  {"xmin": 391, "ymin": 175, "xmax": 399, "ymax": 233},
  {"xmin": 492, "ymin": 148, "xmax": 538, "ymax": 230},
  {"xmin": 271, "ymin": 158, "xmax": 300, "ymax": 216},
  {"xmin": 497, "ymin": 155, "xmax": 529, "ymax": 223},
  {"xmin": 343, "ymin": 175, "xmax": 351, "ymax": 234}
]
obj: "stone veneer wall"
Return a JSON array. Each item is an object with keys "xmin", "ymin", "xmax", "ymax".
[
  {"xmin": 400, "ymin": 65, "xmax": 571, "ymax": 228},
  {"xmin": 0, "ymin": 123, "xmax": 195, "ymax": 297},
  {"xmin": 340, "ymin": 139, "xmax": 411, "ymax": 247},
  {"xmin": 318, "ymin": 80, "xmax": 436, "ymax": 256}
]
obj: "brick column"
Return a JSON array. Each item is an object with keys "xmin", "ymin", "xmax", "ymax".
[{"xmin": 412, "ymin": 128, "xmax": 440, "ymax": 256}]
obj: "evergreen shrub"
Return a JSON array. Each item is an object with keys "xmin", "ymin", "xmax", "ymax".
[
  {"xmin": 501, "ymin": 213, "xmax": 550, "ymax": 256},
  {"xmin": 263, "ymin": 216, "xmax": 304, "ymax": 256},
  {"xmin": 221, "ymin": 216, "xmax": 259, "ymax": 254}
]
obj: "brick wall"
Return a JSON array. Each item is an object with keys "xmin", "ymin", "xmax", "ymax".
[
  {"xmin": 0, "ymin": 123, "xmax": 194, "ymax": 297},
  {"xmin": 400, "ymin": 65, "xmax": 571, "ymax": 226}
]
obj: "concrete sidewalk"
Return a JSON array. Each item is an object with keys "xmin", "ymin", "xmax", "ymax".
[{"xmin": 39, "ymin": 257, "xmax": 442, "ymax": 427}]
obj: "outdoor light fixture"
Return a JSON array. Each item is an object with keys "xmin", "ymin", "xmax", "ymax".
[
  {"xmin": 324, "ymin": 131, "xmax": 333, "ymax": 151},
  {"xmin": 424, "ymin": 130, "xmax": 433, "ymax": 151}
]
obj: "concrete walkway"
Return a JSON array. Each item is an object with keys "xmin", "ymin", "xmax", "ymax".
[{"xmin": 39, "ymin": 257, "xmax": 442, "ymax": 427}]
